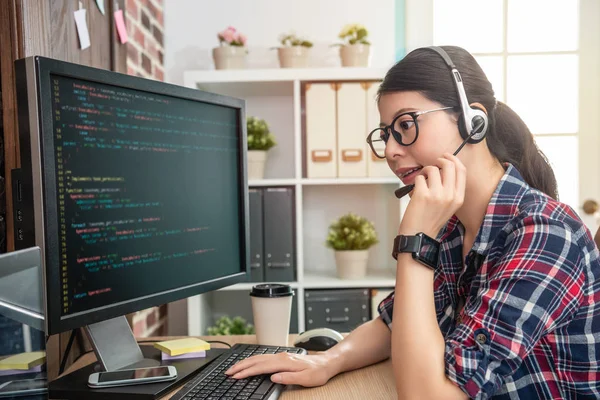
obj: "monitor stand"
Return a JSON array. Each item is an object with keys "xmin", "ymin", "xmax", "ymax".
[
  {"xmin": 85, "ymin": 315, "xmax": 160, "ymax": 371},
  {"xmin": 48, "ymin": 315, "xmax": 228, "ymax": 400}
]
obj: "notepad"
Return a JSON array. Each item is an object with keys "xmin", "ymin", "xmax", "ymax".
[
  {"xmin": 0, "ymin": 351, "xmax": 46, "ymax": 370},
  {"xmin": 153, "ymin": 338, "xmax": 211, "ymax": 356},
  {"xmin": 161, "ymin": 350, "xmax": 206, "ymax": 361}
]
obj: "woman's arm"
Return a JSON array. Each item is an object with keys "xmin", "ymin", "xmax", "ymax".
[{"xmin": 225, "ymin": 316, "xmax": 392, "ymax": 387}]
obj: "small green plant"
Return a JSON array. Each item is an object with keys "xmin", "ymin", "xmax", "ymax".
[
  {"xmin": 277, "ymin": 32, "xmax": 313, "ymax": 48},
  {"xmin": 335, "ymin": 23, "xmax": 370, "ymax": 46},
  {"xmin": 247, "ymin": 116, "xmax": 276, "ymax": 151},
  {"xmin": 206, "ymin": 316, "xmax": 255, "ymax": 335},
  {"xmin": 326, "ymin": 212, "xmax": 379, "ymax": 251}
]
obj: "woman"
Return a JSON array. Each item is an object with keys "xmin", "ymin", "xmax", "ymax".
[{"xmin": 226, "ymin": 46, "xmax": 600, "ymax": 399}]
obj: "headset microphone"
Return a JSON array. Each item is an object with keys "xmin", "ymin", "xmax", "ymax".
[{"xmin": 394, "ymin": 119, "xmax": 485, "ymax": 199}]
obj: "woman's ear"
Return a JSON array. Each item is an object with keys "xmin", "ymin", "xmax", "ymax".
[{"xmin": 470, "ymin": 102, "xmax": 488, "ymax": 115}]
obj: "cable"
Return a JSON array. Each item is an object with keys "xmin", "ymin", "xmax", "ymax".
[
  {"xmin": 205, "ymin": 340, "xmax": 232, "ymax": 349},
  {"xmin": 58, "ymin": 329, "xmax": 76, "ymax": 375}
]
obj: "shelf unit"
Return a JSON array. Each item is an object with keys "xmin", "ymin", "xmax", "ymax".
[{"xmin": 182, "ymin": 68, "xmax": 410, "ymax": 335}]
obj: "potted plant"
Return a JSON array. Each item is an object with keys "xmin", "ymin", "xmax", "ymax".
[
  {"xmin": 275, "ymin": 32, "xmax": 313, "ymax": 68},
  {"xmin": 334, "ymin": 24, "xmax": 371, "ymax": 67},
  {"xmin": 213, "ymin": 26, "xmax": 247, "ymax": 70},
  {"xmin": 246, "ymin": 116, "xmax": 276, "ymax": 180},
  {"xmin": 206, "ymin": 316, "xmax": 255, "ymax": 335},
  {"xmin": 326, "ymin": 212, "xmax": 379, "ymax": 279}
]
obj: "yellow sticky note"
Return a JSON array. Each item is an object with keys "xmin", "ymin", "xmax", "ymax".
[
  {"xmin": 153, "ymin": 338, "xmax": 211, "ymax": 356},
  {"xmin": 0, "ymin": 351, "xmax": 46, "ymax": 370}
]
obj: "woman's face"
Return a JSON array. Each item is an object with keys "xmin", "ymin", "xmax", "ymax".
[{"xmin": 377, "ymin": 91, "xmax": 463, "ymax": 186}]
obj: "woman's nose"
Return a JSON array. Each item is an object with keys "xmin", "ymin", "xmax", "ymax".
[{"xmin": 385, "ymin": 135, "xmax": 407, "ymax": 158}]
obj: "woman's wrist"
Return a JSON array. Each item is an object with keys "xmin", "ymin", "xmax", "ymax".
[{"xmin": 320, "ymin": 347, "xmax": 346, "ymax": 378}]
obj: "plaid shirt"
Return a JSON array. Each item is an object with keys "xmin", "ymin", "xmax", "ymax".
[{"xmin": 378, "ymin": 164, "xmax": 600, "ymax": 399}]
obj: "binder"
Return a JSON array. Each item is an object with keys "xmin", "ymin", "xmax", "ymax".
[
  {"xmin": 263, "ymin": 187, "xmax": 295, "ymax": 282},
  {"xmin": 337, "ymin": 83, "xmax": 367, "ymax": 177},
  {"xmin": 248, "ymin": 188, "xmax": 264, "ymax": 282},
  {"xmin": 305, "ymin": 83, "xmax": 337, "ymax": 178},
  {"xmin": 366, "ymin": 82, "xmax": 394, "ymax": 178}
]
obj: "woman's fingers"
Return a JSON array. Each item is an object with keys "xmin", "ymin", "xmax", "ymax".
[{"xmin": 227, "ymin": 354, "xmax": 305, "ymax": 379}]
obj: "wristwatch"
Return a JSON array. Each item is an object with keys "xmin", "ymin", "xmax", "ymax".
[{"xmin": 392, "ymin": 232, "xmax": 440, "ymax": 270}]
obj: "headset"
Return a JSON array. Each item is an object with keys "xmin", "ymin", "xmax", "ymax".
[{"xmin": 394, "ymin": 46, "xmax": 488, "ymax": 199}]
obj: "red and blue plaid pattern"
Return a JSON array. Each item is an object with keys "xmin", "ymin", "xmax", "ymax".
[{"xmin": 378, "ymin": 164, "xmax": 600, "ymax": 399}]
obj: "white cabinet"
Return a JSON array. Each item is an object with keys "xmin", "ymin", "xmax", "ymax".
[{"xmin": 182, "ymin": 68, "xmax": 405, "ymax": 336}]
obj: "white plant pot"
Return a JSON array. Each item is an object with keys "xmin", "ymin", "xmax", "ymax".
[
  {"xmin": 213, "ymin": 46, "xmax": 247, "ymax": 70},
  {"xmin": 247, "ymin": 150, "xmax": 268, "ymax": 180},
  {"xmin": 334, "ymin": 250, "xmax": 369, "ymax": 279},
  {"xmin": 340, "ymin": 44, "xmax": 371, "ymax": 67},
  {"xmin": 277, "ymin": 47, "xmax": 310, "ymax": 68}
]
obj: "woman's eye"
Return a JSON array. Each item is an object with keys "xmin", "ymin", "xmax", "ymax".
[{"xmin": 398, "ymin": 120, "xmax": 415, "ymax": 130}]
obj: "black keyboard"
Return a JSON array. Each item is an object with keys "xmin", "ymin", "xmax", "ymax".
[{"xmin": 171, "ymin": 344, "xmax": 307, "ymax": 400}]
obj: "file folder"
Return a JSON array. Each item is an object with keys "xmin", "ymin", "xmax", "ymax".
[
  {"xmin": 263, "ymin": 187, "xmax": 295, "ymax": 282},
  {"xmin": 248, "ymin": 188, "xmax": 264, "ymax": 282}
]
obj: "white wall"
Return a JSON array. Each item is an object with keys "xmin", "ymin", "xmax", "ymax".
[{"xmin": 164, "ymin": 0, "xmax": 397, "ymax": 84}]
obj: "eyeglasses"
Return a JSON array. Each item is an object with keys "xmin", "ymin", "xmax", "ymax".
[{"xmin": 366, "ymin": 106, "xmax": 455, "ymax": 159}]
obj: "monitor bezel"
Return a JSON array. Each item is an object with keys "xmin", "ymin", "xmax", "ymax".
[{"xmin": 24, "ymin": 56, "xmax": 250, "ymax": 335}]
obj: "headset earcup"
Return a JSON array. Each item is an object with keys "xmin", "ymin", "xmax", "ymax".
[{"xmin": 457, "ymin": 113, "xmax": 470, "ymax": 141}]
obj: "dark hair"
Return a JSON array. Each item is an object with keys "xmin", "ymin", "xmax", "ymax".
[{"xmin": 378, "ymin": 45, "xmax": 559, "ymax": 200}]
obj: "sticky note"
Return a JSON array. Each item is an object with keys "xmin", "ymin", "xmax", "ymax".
[
  {"xmin": 114, "ymin": 9, "xmax": 128, "ymax": 44},
  {"xmin": 95, "ymin": 0, "xmax": 105, "ymax": 15},
  {"xmin": 0, "ymin": 352, "xmax": 46, "ymax": 370},
  {"xmin": 74, "ymin": 8, "xmax": 91, "ymax": 50},
  {"xmin": 153, "ymin": 338, "xmax": 211, "ymax": 356},
  {"xmin": 161, "ymin": 351, "xmax": 206, "ymax": 361}
]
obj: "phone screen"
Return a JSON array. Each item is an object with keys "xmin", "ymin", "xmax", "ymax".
[
  {"xmin": 98, "ymin": 367, "xmax": 171, "ymax": 383},
  {"xmin": 0, "ymin": 378, "xmax": 47, "ymax": 392}
]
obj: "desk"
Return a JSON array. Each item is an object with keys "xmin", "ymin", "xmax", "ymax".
[{"xmin": 61, "ymin": 335, "xmax": 397, "ymax": 400}]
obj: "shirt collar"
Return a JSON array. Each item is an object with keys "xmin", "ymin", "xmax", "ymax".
[{"xmin": 437, "ymin": 163, "xmax": 530, "ymax": 255}]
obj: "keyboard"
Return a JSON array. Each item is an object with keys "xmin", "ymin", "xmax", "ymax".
[{"xmin": 171, "ymin": 343, "xmax": 307, "ymax": 400}]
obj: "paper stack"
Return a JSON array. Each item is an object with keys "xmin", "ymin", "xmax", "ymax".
[{"xmin": 153, "ymin": 338, "xmax": 211, "ymax": 361}]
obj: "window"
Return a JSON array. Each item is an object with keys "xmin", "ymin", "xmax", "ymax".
[{"xmin": 433, "ymin": 0, "xmax": 581, "ymax": 208}]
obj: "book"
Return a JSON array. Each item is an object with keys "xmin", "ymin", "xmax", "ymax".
[
  {"xmin": 161, "ymin": 350, "xmax": 206, "ymax": 361},
  {"xmin": 0, "ymin": 352, "xmax": 46, "ymax": 370},
  {"xmin": 153, "ymin": 338, "xmax": 211, "ymax": 356}
]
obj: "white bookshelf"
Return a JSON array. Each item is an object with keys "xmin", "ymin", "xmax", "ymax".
[{"xmin": 182, "ymin": 68, "xmax": 409, "ymax": 336}]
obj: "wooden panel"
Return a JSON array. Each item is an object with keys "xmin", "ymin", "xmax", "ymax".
[
  {"xmin": 110, "ymin": 0, "xmax": 127, "ymax": 74},
  {"xmin": 0, "ymin": 0, "xmax": 24, "ymax": 253}
]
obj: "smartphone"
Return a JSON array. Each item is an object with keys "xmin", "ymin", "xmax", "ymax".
[
  {"xmin": 88, "ymin": 366, "xmax": 177, "ymax": 388},
  {"xmin": 0, "ymin": 378, "xmax": 47, "ymax": 398}
]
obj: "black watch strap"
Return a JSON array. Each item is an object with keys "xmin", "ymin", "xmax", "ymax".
[{"xmin": 392, "ymin": 234, "xmax": 422, "ymax": 260}]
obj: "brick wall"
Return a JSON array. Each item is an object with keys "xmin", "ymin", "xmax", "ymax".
[
  {"xmin": 125, "ymin": 0, "xmax": 167, "ymax": 337},
  {"xmin": 126, "ymin": 0, "xmax": 164, "ymax": 81}
]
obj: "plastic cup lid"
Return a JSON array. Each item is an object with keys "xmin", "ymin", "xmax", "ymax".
[{"xmin": 250, "ymin": 283, "xmax": 294, "ymax": 298}]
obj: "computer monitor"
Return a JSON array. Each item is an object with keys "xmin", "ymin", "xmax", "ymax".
[{"xmin": 14, "ymin": 56, "xmax": 250, "ymax": 372}]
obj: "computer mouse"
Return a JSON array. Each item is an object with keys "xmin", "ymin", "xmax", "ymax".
[{"xmin": 293, "ymin": 328, "xmax": 344, "ymax": 351}]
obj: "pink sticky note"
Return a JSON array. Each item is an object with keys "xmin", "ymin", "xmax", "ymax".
[{"xmin": 114, "ymin": 9, "xmax": 128, "ymax": 44}]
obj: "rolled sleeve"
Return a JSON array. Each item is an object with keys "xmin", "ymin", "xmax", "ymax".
[
  {"xmin": 377, "ymin": 291, "xmax": 394, "ymax": 329},
  {"xmin": 444, "ymin": 216, "xmax": 585, "ymax": 399}
]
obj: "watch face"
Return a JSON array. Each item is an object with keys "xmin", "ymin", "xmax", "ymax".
[{"xmin": 416, "ymin": 234, "xmax": 440, "ymax": 268}]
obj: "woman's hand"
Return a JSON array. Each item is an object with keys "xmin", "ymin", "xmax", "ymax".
[
  {"xmin": 400, "ymin": 153, "xmax": 466, "ymax": 238},
  {"xmin": 225, "ymin": 352, "xmax": 336, "ymax": 387}
]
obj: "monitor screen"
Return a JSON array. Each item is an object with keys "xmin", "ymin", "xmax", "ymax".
[{"xmin": 15, "ymin": 57, "xmax": 249, "ymax": 334}]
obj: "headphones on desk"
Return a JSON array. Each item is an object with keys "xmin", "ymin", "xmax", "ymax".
[{"xmin": 424, "ymin": 46, "xmax": 489, "ymax": 144}]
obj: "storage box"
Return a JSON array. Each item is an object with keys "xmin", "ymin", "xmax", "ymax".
[
  {"xmin": 304, "ymin": 289, "xmax": 370, "ymax": 333},
  {"xmin": 337, "ymin": 83, "xmax": 367, "ymax": 178},
  {"xmin": 305, "ymin": 83, "xmax": 337, "ymax": 178}
]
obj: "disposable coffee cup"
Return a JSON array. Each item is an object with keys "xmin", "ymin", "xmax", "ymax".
[{"xmin": 250, "ymin": 284, "xmax": 294, "ymax": 347}]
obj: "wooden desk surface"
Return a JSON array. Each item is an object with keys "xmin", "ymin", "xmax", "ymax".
[{"xmin": 61, "ymin": 335, "xmax": 396, "ymax": 400}]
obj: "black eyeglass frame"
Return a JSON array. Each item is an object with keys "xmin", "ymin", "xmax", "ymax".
[{"xmin": 366, "ymin": 106, "xmax": 455, "ymax": 159}]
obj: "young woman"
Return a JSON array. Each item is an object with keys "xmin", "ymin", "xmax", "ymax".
[{"xmin": 225, "ymin": 46, "xmax": 600, "ymax": 399}]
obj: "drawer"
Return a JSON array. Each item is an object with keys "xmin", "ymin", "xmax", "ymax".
[{"xmin": 304, "ymin": 289, "xmax": 370, "ymax": 332}]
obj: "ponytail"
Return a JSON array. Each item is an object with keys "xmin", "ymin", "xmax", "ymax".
[{"xmin": 487, "ymin": 102, "xmax": 559, "ymax": 200}]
